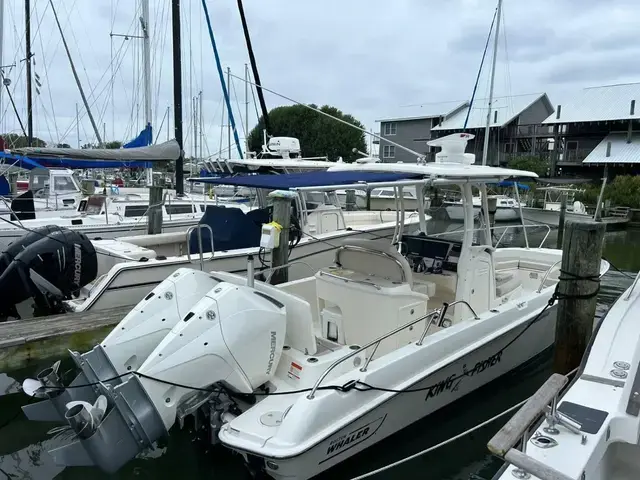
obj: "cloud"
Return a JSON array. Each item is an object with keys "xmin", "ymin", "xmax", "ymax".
[{"xmin": 0, "ymin": 0, "xmax": 637, "ymax": 156}]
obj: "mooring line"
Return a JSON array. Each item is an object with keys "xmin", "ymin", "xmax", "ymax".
[{"xmin": 350, "ymin": 367, "xmax": 579, "ymax": 479}]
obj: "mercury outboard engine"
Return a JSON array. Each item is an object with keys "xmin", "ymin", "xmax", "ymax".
[{"xmin": 0, "ymin": 226, "xmax": 98, "ymax": 320}]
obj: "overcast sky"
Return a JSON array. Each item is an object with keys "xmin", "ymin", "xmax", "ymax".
[{"xmin": 0, "ymin": 0, "xmax": 638, "ymax": 157}]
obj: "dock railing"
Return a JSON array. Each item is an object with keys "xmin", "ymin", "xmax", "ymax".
[{"xmin": 487, "ymin": 373, "xmax": 579, "ymax": 480}]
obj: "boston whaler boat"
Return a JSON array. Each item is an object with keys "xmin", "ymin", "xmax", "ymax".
[
  {"xmin": 490, "ymin": 272, "xmax": 640, "ymax": 480},
  {"xmin": 19, "ymin": 134, "xmax": 608, "ymax": 479}
]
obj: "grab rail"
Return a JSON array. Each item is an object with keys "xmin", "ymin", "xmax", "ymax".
[
  {"xmin": 536, "ymin": 260, "xmax": 562, "ymax": 293},
  {"xmin": 416, "ymin": 300, "xmax": 480, "ymax": 345},
  {"xmin": 428, "ymin": 223, "xmax": 551, "ymax": 249},
  {"xmin": 317, "ymin": 270, "xmax": 382, "ymax": 290},
  {"xmin": 494, "ymin": 224, "xmax": 551, "ymax": 249},
  {"xmin": 186, "ymin": 224, "xmax": 214, "ymax": 270},
  {"xmin": 306, "ymin": 308, "xmax": 441, "ymax": 399}
]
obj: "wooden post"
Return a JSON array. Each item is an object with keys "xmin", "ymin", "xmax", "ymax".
[
  {"xmin": 556, "ymin": 191, "xmax": 567, "ymax": 249},
  {"xmin": 554, "ymin": 219, "xmax": 605, "ymax": 374},
  {"xmin": 8, "ymin": 173, "xmax": 18, "ymax": 195},
  {"xmin": 345, "ymin": 189, "xmax": 356, "ymax": 211},
  {"xmin": 365, "ymin": 189, "xmax": 371, "ymax": 211},
  {"xmin": 268, "ymin": 190, "xmax": 296, "ymax": 285},
  {"xmin": 147, "ymin": 185, "xmax": 164, "ymax": 235}
]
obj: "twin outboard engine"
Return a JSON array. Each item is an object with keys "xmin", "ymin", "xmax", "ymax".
[
  {"xmin": 0, "ymin": 225, "xmax": 98, "ymax": 320},
  {"xmin": 22, "ymin": 268, "xmax": 287, "ymax": 473}
]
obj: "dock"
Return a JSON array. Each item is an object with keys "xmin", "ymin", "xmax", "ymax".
[{"xmin": 0, "ymin": 306, "xmax": 130, "ymax": 370}]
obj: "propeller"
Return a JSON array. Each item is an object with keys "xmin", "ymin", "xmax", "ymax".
[
  {"xmin": 22, "ymin": 360, "xmax": 62, "ymax": 398},
  {"xmin": 65, "ymin": 395, "xmax": 108, "ymax": 439}
]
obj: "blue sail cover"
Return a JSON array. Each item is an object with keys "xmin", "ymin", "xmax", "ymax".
[
  {"xmin": 188, "ymin": 171, "xmax": 422, "ymax": 190},
  {"xmin": 123, "ymin": 123, "xmax": 153, "ymax": 149}
]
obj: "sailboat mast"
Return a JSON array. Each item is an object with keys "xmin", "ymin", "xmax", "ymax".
[
  {"xmin": 172, "ymin": 0, "xmax": 184, "ymax": 195},
  {"xmin": 481, "ymin": 0, "xmax": 502, "ymax": 166},
  {"xmin": 50, "ymin": 0, "xmax": 103, "ymax": 146},
  {"xmin": 244, "ymin": 63, "xmax": 249, "ymax": 158},
  {"xmin": 141, "ymin": 0, "xmax": 153, "ymax": 184},
  {"xmin": 25, "ymin": 0, "xmax": 33, "ymax": 146},
  {"xmin": 236, "ymin": 0, "xmax": 270, "ymax": 134}
]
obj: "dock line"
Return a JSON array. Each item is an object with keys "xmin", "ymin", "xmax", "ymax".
[{"xmin": 350, "ymin": 367, "xmax": 579, "ymax": 480}]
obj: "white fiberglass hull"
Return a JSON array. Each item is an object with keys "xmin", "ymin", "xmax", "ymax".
[
  {"xmin": 72, "ymin": 224, "xmax": 404, "ymax": 312},
  {"xmin": 520, "ymin": 207, "xmax": 590, "ymax": 227},
  {"xmin": 222, "ymin": 302, "xmax": 557, "ymax": 479},
  {"xmin": 0, "ymin": 217, "xmax": 201, "ymax": 252},
  {"xmin": 446, "ymin": 204, "xmax": 520, "ymax": 222}
]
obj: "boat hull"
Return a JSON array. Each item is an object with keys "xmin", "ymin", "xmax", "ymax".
[
  {"xmin": 0, "ymin": 218, "xmax": 201, "ymax": 252},
  {"xmin": 520, "ymin": 207, "xmax": 588, "ymax": 227},
  {"xmin": 446, "ymin": 204, "xmax": 520, "ymax": 222},
  {"xmin": 74, "ymin": 225, "xmax": 402, "ymax": 312},
  {"xmin": 228, "ymin": 304, "xmax": 557, "ymax": 479}
]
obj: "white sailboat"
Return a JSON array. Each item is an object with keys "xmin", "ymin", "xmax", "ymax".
[
  {"xmin": 491, "ymin": 273, "xmax": 640, "ymax": 480},
  {"xmin": 19, "ymin": 133, "xmax": 609, "ymax": 479}
]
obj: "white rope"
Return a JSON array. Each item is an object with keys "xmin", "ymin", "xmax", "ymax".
[
  {"xmin": 350, "ymin": 398, "xmax": 527, "ymax": 480},
  {"xmin": 351, "ymin": 367, "xmax": 579, "ymax": 480}
]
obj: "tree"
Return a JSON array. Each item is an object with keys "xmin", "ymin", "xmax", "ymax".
[
  {"xmin": 506, "ymin": 155, "xmax": 550, "ymax": 177},
  {"xmin": 246, "ymin": 104, "xmax": 366, "ymax": 163},
  {"xmin": 1, "ymin": 133, "xmax": 47, "ymax": 148},
  {"xmin": 56, "ymin": 143, "xmax": 71, "ymax": 148},
  {"xmin": 105, "ymin": 140, "xmax": 123, "ymax": 149}
]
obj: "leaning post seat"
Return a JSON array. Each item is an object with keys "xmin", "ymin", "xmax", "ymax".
[
  {"xmin": 188, "ymin": 205, "xmax": 270, "ymax": 254},
  {"xmin": 334, "ymin": 238, "xmax": 413, "ymax": 286}
]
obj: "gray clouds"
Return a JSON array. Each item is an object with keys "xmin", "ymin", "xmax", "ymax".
[{"xmin": 0, "ymin": 0, "xmax": 638, "ymax": 156}]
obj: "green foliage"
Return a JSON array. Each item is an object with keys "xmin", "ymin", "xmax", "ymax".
[
  {"xmin": 56, "ymin": 143, "xmax": 71, "ymax": 148},
  {"xmin": 247, "ymin": 104, "xmax": 366, "ymax": 163},
  {"xmin": 575, "ymin": 175, "xmax": 640, "ymax": 209},
  {"xmin": 104, "ymin": 141, "xmax": 123, "ymax": 149},
  {"xmin": 506, "ymin": 155, "xmax": 550, "ymax": 177},
  {"xmin": 2, "ymin": 133, "xmax": 47, "ymax": 148}
]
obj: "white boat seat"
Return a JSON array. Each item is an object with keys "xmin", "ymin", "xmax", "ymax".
[
  {"xmin": 495, "ymin": 271, "xmax": 522, "ymax": 297},
  {"xmin": 335, "ymin": 238, "xmax": 413, "ymax": 287},
  {"xmin": 412, "ymin": 280, "xmax": 437, "ymax": 297}
]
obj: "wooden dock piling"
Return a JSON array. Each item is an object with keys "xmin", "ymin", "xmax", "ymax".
[
  {"xmin": 147, "ymin": 185, "xmax": 164, "ymax": 235},
  {"xmin": 553, "ymin": 219, "xmax": 605, "ymax": 374},
  {"xmin": 345, "ymin": 189, "xmax": 356, "ymax": 211},
  {"xmin": 268, "ymin": 190, "xmax": 296, "ymax": 285}
]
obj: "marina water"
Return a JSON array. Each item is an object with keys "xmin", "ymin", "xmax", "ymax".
[{"xmin": 0, "ymin": 223, "xmax": 637, "ymax": 480}]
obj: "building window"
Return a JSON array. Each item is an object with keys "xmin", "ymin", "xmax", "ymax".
[
  {"xmin": 383, "ymin": 123, "xmax": 397, "ymax": 136},
  {"xmin": 383, "ymin": 145, "xmax": 395, "ymax": 159},
  {"xmin": 566, "ymin": 141, "xmax": 578, "ymax": 150}
]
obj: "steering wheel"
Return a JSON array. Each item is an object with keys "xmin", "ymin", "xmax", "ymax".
[{"xmin": 33, "ymin": 188, "xmax": 46, "ymax": 199}]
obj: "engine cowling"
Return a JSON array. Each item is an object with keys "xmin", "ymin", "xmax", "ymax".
[
  {"xmin": 0, "ymin": 227, "xmax": 98, "ymax": 318},
  {"xmin": 138, "ymin": 281, "xmax": 287, "ymax": 428},
  {"xmin": 47, "ymin": 280, "xmax": 288, "ymax": 473}
]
